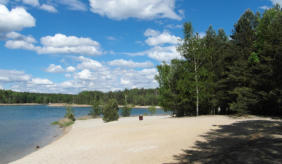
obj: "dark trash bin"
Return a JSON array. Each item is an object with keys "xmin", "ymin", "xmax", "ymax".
[{"xmin": 139, "ymin": 115, "xmax": 143, "ymax": 121}]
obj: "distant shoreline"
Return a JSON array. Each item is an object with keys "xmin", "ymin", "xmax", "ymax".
[
  {"xmin": 0, "ymin": 103, "xmax": 162, "ymax": 109},
  {"xmin": 0, "ymin": 103, "xmax": 41, "ymax": 106}
]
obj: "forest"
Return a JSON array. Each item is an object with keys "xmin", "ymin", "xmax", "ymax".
[
  {"xmin": 0, "ymin": 88, "xmax": 159, "ymax": 106},
  {"xmin": 156, "ymin": 6, "xmax": 282, "ymax": 116}
]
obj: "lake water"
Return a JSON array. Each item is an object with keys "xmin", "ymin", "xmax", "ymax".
[{"xmin": 0, "ymin": 105, "xmax": 168, "ymax": 164}]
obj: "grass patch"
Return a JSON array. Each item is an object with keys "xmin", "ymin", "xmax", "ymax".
[{"xmin": 51, "ymin": 118, "xmax": 74, "ymax": 128}]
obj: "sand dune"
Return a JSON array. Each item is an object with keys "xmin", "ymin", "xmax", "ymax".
[{"xmin": 10, "ymin": 115, "xmax": 271, "ymax": 164}]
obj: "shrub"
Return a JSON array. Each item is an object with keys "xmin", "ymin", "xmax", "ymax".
[
  {"xmin": 64, "ymin": 106, "xmax": 75, "ymax": 121},
  {"xmin": 148, "ymin": 106, "xmax": 157, "ymax": 115},
  {"xmin": 89, "ymin": 101, "xmax": 101, "ymax": 118},
  {"xmin": 121, "ymin": 104, "xmax": 132, "ymax": 117},
  {"xmin": 102, "ymin": 99, "xmax": 119, "ymax": 122}
]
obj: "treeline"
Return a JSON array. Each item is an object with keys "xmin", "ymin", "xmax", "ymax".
[
  {"xmin": 156, "ymin": 6, "xmax": 282, "ymax": 116},
  {"xmin": 0, "ymin": 88, "xmax": 159, "ymax": 106}
]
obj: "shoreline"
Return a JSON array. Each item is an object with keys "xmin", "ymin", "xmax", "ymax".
[
  {"xmin": 10, "ymin": 115, "xmax": 276, "ymax": 164},
  {"xmin": 0, "ymin": 103, "xmax": 162, "ymax": 109},
  {"xmin": 0, "ymin": 103, "xmax": 42, "ymax": 106}
]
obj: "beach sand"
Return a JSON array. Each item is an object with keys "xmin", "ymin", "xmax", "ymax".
[{"xmin": 10, "ymin": 115, "xmax": 273, "ymax": 164}]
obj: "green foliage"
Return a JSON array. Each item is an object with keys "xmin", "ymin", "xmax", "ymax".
[
  {"xmin": 51, "ymin": 118, "xmax": 74, "ymax": 128},
  {"xmin": 64, "ymin": 106, "xmax": 75, "ymax": 121},
  {"xmin": 156, "ymin": 6, "xmax": 282, "ymax": 116},
  {"xmin": 89, "ymin": 101, "xmax": 101, "ymax": 118},
  {"xmin": 121, "ymin": 104, "xmax": 132, "ymax": 117},
  {"xmin": 102, "ymin": 99, "xmax": 119, "ymax": 122},
  {"xmin": 0, "ymin": 88, "xmax": 159, "ymax": 106},
  {"xmin": 148, "ymin": 106, "xmax": 157, "ymax": 115}
]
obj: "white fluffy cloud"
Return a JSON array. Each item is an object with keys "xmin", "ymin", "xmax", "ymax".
[
  {"xmin": 31, "ymin": 78, "xmax": 53, "ymax": 85},
  {"xmin": 145, "ymin": 29, "xmax": 180, "ymax": 46},
  {"xmin": 5, "ymin": 32, "xmax": 37, "ymax": 50},
  {"xmin": 66, "ymin": 66, "xmax": 76, "ymax": 72},
  {"xmin": 5, "ymin": 33, "xmax": 102, "ymax": 55},
  {"xmin": 125, "ymin": 29, "xmax": 182, "ymax": 62},
  {"xmin": 108, "ymin": 59, "xmax": 154, "ymax": 68},
  {"xmin": 38, "ymin": 33, "xmax": 101, "ymax": 55},
  {"xmin": 22, "ymin": 0, "xmax": 40, "ymax": 7},
  {"xmin": 45, "ymin": 64, "xmax": 64, "ymax": 73},
  {"xmin": 89, "ymin": 0, "xmax": 181, "ymax": 20},
  {"xmin": 76, "ymin": 56, "xmax": 102, "ymax": 70},
  {"xmin": 147, "ymin": 46, "xmax": 182, "ymax": 62},
  {"xmin": 40, "ymin": 4, "xmax": 58, "ymax": 13},
  {"xmin": 0, "ymin": 69, "xmax": 30, "ymax": 82},
  {"xmin": 0, "ymin": 5, "xmax": 35, "ymax": 33}
]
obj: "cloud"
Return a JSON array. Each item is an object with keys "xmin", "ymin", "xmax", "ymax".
[
  {"xmin": 144, "ymin": 29, "xmax": 180, "ymax": 46},
  {"xmin": 0, "ymin": 0, "xmax": 8, "ymax": 4},
  {"xmin": 108, "ymin": 59, "xmax": 154, "ymax": 68},
  {"xmin": 59, "ymin": 0, "xmax": 87, "ymax": 11},
  {"xmin": 0, "ymin": 5, "xmax": 35, "ymax": 33},
  {"xmin": 40, "ymin": 4, "xmax": 58, "ymax": 13},
  {"xmin": 165, "ymin": 24, "xmax": 182, "ymax": 29},
  {"xmin": 76, "ymin": 69, "xmax": 94, "ymax": 80},
  {"xmin": 271, "ymin": 0, "xmax": 282, "ymax": 6},
  {"xmin": 144, "ymin": 29, "xmax": 160, "ymax": 37},
  {"xmin": 76, "ymin": 56, "xmax": 102, "ymax": 70},
  {"xmin": 0, "ymin": 69, "xmax": 30, "ymax": 82},
  {"xmin": 147, "ymin": 46, "xmax": 182, "ymax": 62},
  {"xmin": 0, "ymin": 65, "xmax": 159, "ymax": 93},
  {"xmin": 5, "ymin": 33, "xmax": 102, "ymax": 55},
  {"xmin": 22, "ymin": 0, "xmax": 40, "ymax": 7},
  {"xmin": 124, "ymin": 29, "xmax": 182, "ymax": 62},
  {"xmin": 31, "ymin": 78, "xmax": 53, "ymax": 85},
  {"xmin": 66, "ymin": 66, "xmax": 76, "ymax": 72},
  {"xmin": 5, "ymin": 32, "xmax": 37, "ymax": 50},
  {"xmin": 38, "ymin": 33, "xmax": 101, "ymax": 55},
  {"xmin": 89, "ymin": 0, "xmax": 181, "ymax": 20},
  {"xmin": 45, "ymin": 64, "xmax": 64, "ymax": 73}
]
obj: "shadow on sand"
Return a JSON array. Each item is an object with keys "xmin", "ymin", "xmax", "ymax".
[{"xmin": 169, "ymin": 119, "xmax": 282, "ymax": 164}]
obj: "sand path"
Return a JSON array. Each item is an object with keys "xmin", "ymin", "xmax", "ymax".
[{"xmin": 10, "ymin": 115, "xmax": 267, "ymax": 164}]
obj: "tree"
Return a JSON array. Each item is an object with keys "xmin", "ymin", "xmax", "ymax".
[
  {"xmin": 121, "ymin": 104, "xmax": 132, "ymax": 117},
  {"xmin": 89, "ymin": 101, "xmax": 101, "ymax": 118},
  {"xmin": 178, "ymin": 22, "xmax": 209, "ymax": 116},
  {"xmin": 64, "ymin": 106, "xmax": 75, "ymax": 121},
  {"xmin": 102, "ymin": 99, "xmax": 119, "ymax": 122},
  {"xmin": 148, "ymin": 106, "xmax": 157, "ymax": 115}
]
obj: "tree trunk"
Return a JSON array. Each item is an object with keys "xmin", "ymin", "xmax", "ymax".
[{"xmin": 194, "ymin": 59, "xmax": 199, "ymax": 116}]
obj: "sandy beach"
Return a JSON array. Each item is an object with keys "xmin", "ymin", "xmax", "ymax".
[{"xmin": 10, "ymin": 115, "xmax": 278, "ymax": 164}]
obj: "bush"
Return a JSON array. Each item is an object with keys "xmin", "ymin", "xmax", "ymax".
[
  {"xmin": 64, "ymin": 106, "xmax": 75, "ymax": 121},
  {"xmin": 148, "ymin": 106, "xmax": 157, "ymax": 115},
  {"xmin": 102, "ymin": 99, "xmax": 119, "ymax": 122},
  {"xmin": 52, "ymin": 118, "xmax": 74, "ymax": 128},
  {"xmin": 89, "ymin": 101, "xmax": 101, "ymax": 118},
  {"xmin": 121, "ymin": 104, "xmax": 132, "ymax": 117}
]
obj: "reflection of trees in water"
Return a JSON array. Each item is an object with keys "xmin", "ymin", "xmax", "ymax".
[{"xmin": 171, "ymin": 120, "xmax": 282, "ymax": 164}]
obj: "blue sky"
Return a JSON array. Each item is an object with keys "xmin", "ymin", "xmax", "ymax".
[{"xmin": 0, "ymin": 0, "xmax": 280, "ymax": 93}]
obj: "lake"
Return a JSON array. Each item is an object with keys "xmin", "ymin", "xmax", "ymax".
[{"xmin": 0, "ymin": 105, "xmax": 168, "ymax": 163}]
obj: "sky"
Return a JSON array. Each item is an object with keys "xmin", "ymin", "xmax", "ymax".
[{"xmin": 0, "ymin": 0, "xmax": 280, "ymax": 94}]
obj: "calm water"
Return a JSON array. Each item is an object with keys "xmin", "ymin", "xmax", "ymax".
[{"xmin": 0, "ymin": 105, "xmax": 167, "ymax": 164}]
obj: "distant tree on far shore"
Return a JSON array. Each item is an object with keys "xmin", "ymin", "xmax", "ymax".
[{"xmin": 102, "ymin": 99, "xmax": 119, "ymax": 122}]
